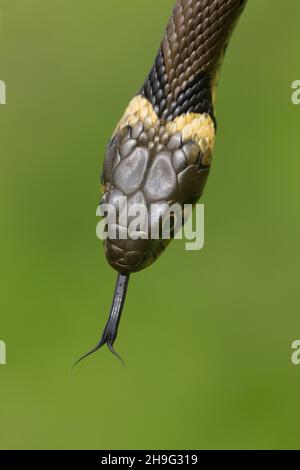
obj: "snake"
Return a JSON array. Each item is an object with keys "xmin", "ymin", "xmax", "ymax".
[{"xmin": 76, "ymin": 0, "xmax": 248, "ymax": 364}]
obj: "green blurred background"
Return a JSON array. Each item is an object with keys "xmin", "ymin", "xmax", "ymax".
[{"xmin": 0, "ymin": 0, "xmax": 300, "ymax": 450}]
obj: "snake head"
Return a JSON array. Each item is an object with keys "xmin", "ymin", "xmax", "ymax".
[{"xmin": 100, "ymin": 97, "xmax": 215, "ymax": 274}]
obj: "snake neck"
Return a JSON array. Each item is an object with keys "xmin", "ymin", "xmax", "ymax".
[{"xmin": 141, "ymin": 0, "xmax": 247, "ymax": 124}]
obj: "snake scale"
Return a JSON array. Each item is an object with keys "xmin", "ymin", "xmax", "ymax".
[{"xmin": 77, "ymin": 0, "xmax": 248, "ymax": 364}]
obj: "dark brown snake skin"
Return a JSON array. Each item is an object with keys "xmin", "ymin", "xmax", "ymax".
[
  {"xmin": 142, "ymin": 0, "xmax": 246, "ymax": 123},
  {"xmin": 101, "ymin": 0, "xmax": 247, "ymax": 275},
  {"xmin": 76, "ymin": 0, "xmax": 248, "ymax": 363}
]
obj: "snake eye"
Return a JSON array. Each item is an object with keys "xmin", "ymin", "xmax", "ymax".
[{"xmin": 161, "ymin": 208, "xmax": 184, "ymax": 240}]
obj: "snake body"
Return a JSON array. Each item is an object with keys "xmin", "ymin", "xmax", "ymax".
[{"xmin": 78, "ymin": 0, "xmax": 247, "ymax": 363}]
